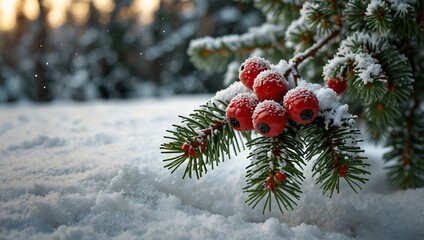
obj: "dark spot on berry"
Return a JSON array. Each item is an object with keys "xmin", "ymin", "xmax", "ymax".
[
  {"xmin": 240, "ymin": 64, "xmax": 244, "ymax": 71},
  {"xmin": 230, "ymin": 117, "xmax": 240, "ymax": 128},
  {"xmin": 300, "ymin": 109, "xmax": 313, "ymax": 120},
  {"xmin": 258, "ymin": 122, "xmax": 270, "ymax": 134}
]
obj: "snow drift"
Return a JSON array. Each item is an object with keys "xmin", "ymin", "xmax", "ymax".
[{"xmin": 0, "ymin": 96, "xmax": 423, "ymax": 239}]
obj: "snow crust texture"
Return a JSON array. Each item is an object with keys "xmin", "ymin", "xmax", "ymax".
[{"xmin": 1, "ymin": 96, "xmax": 424, "ymax": 240}]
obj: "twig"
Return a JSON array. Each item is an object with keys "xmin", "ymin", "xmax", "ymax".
[{"xmin": 283, "ymin": 29, "xmax": 341, "ymax": 84}]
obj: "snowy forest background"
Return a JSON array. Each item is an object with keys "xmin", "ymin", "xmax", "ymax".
[{"xmin": 0, "ymin": 0, "xmax": 265, "ymax": 102}]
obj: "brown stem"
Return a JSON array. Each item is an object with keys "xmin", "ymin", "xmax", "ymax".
[
  {"xmin": 189, "ymin": 120, "xmax": 225, "ymax": 147},
  {"xmin": 320, "ymin": 122, "xmax": 341, "ymax": 171},
  {"xmin": 283, "ymin": 29, "xmax": 340, "ymax": 80}
]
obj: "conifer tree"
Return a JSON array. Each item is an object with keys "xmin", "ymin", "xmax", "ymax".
[{"xmin": 161, "ymin": 0, "xmax": 424, "ymax": 214}]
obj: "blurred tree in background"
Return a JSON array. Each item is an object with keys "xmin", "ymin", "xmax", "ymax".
[{"xmin": 0, "ymin": 0, "xmax": 264, "ymax": 102}]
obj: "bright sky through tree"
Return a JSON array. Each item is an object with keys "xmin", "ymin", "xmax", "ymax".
[{"xmin": 0, "ymin": 0, "xmax": 161, "ymax": 31}]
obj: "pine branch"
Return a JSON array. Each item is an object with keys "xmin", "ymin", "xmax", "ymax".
[
  {"xmin": 252, "ymin": 0, "xmax": 302, "ymax": 25},
  {"xmin": 283, "ymin": 29, "xmax": 340, "ymax": 84},
  {"xmin": 302, "ymin": 1, "xmax": 341, "ymax": 36},
  {"xmin": 188, "ymin": 24, "xmax": 286, "ymax": 73},
  {"xmin": 161, "ymin": 82, "xmax": 250, "ymax": 179},
  {"xmin": 345, "ymin": 0, "xmax": 419, "ymax": 37},
  {"xmin": 286, "ymin": 29, "xmax": 340, "ymax": 75},
  {"xmin": 383, "ymin": 97, "xmax": 424, "ymax": 188},
  {"xmin": 244, "ymin": 123, "xmax": 306, "ymax": 214},
  {"xmin": 303, "ymin": 117, "xmax": 370, "ymax": 197},
  {"xmin": 161, "ymin": 0, "xmax": 423, "ymax": 215},
  {"xmin": 323, "ymin": 32, "xmax": 414, "ymax": 139},
  {"xmin": 286, "ymin": 15, "xmax": 315, "ymax": 53},
  {"xmin": 364, "ymin": 0, "xmax": 393, "ymax": 33}
]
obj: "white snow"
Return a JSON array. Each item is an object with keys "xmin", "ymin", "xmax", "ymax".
[
  {"xmin": 209, "ymin": 81, "xmax": 250, "ymax": 109},
  {"xmin": 1, "ymin": 96, "xmax": 424, "ymax": 239},
  {"xmin": 188, "ymin": 24, "xmax": 284, "ymax": 55},
  {"xmin": 354, "ymin": 53, "xmax": 384, "ymax": 84},
  {"xmin": 366, "ymin": 0, "xmax": 386, "ymax": 16}
]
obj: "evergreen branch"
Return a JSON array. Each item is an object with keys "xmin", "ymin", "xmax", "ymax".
[
  {"xmin": 323, "ymin": 32, "xmax": 414, "ymax": 139},
  {"xmin": 348, "ymin": 77, "xmax": 387, "ymax": 103},
  {"xmin": 161, "ymin": 81, "xmax": 250, "ymax": 179},
  {"xmin": 285, "ymin": 16, "xmax": 315, "ymax": 53},
  {"xmin": 344, "ymin": 0, "xmax": 368, "ymax": 30},
  {"xmin": 283, "ymin": 29, "xmax": 340, "ymax": 84},
  {"xmin": 364, "ymin": 1, "xmax": 393, "ymax": 33},
  {"xmin": 252, "ymin": 0, "xmax": 302, "ymax": 25},
  {"xmin": 188, "ymin": 24, "xmax": 286, "ymax": 73},
  {"xmin": 302, "ymin": 0, "xmax": 341, "ymax": 36},
  {"xmin": 161, "ymin": 101, "xmax": 245, "ymax": 179},
  {"xmin": 244, "ymin": 124, "xmax": 306, "ymax": 214},
  {"xmin": 363, "ymin": 101, "xmax": 400, "ymax": 127},
  {"xmin": 345, "ymin": 0, "xmax": 419, "ymax": 37},
  {"xmin": 303, "ymin": 118, "xmax": 370, "ymax": 197},
  {"xmin": 392, "ymin": 2, "xmax": 418, "ymax": 37},
  {"xmin": 383, "ymin": 97, "xmax": 424, "ymax": 188}
]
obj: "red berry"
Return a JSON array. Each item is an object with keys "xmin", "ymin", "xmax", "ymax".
[
  {"xmin": 283, "ymin": 88, "xmax": 319, "ymax": 124},
  {"xmin": 252, "ymin": 100, "xmax": 287, "ymax": 137},
  {"xmin": 265, "ymin": 177, "xmax": 277, "ymax": 192},
  {"xmin": 239, "ymin": 57, "xmax": 271, "ymax": 90},
  {"xmin": 338, "ymin": 164, "xmax": 347, "ymax": 177},
  {"xmin": 326, "ymin": 78, "xmax": 347, "ymax": 95},
  {"xmin": 226, "ymin": 93, "xmax": 259, "ymax": 131},
  {"xmin": 187, "ymin": 148, "xmax": 197, "ymax": 157},
  {"xmin": 182, "ymin": 142, "xmax": 190, "ymax": 151},
  {"xmin": 253, "ymin": 70, "xmax": 288, "ymax": 102},
  {"xmin": 275, "ymin": 171, "xmax": 286, "ymax": 182}
]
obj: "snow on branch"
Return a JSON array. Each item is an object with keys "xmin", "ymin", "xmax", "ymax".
[{"xmin": 188, "ymin": 24, "xmax": 286, "ymax": 73}]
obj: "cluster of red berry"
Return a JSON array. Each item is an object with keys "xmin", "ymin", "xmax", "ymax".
[
  {"xmin": 182, "ymin": 139, "xmax": 207, "ymax": 157},
  {"xmin": 225, "ymin": 57, "xmax": 349, "ymax": 189},
  {"xmin": 226, "ymin": 57, "xmax": 320, "ymax": 138},
  {"xmin": 265, "ymin": 171, "xmax": 287, "ymax": 192}
]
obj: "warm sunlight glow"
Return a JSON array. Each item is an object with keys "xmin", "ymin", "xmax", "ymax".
[
  {"xmin": 44, "ymin": 0, "xmax": 72, "ymax": 28},
  {"xmin": 22, "ymin": 0, "xmax": 40, "ymax": 21},
  {"xmin": 93, "ymin": 0, "xmax": 115, "ymax": 13},
  {"xmin": 0, "ymin": 0, "xmax": 163, "ymax": 31},
  {"xmin": 0, "ymin": 0, "xmax": 19, "ymax": 31},
  {"xmin": 71, "ymin": 2, "xmax": 90, "ymax": 25},
  {"xmin": 47, "ymin": 9, "xmax": 66, "ymax": 28},
  {"xmin": 132, "ymin": 0, "xmax": 160, "ymax": 24},
  {"xmin": 118, "ymin": 7, "xmax": 132, "ymax": 21}
]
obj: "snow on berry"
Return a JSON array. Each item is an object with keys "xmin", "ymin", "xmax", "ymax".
[
  {"xmin": 272, "ymin": 60, "xmax": 296, "ymax": 88},
  {"xmin": 239, "ymin": 56, "xmax": 271, "ymax": 90},
  {"xmin": 252, "ymin": 100, "xmax": 287, "ymax": 137},
  {"xmin": 283, "ymin": 87, "xmax": 319, "ymax": 124},
  {"xmin": 226, "ymin": 92, "xmax": 259, "ymax": 131},
  {"xmin": 209, "ymin": 81, "xmax": 250, "ymax": 110},
  {"xmin": 297, "ymin": 80, "xmax": 322, "ymax": 92},
  {"xmin": 253, "ymin": 69, "xmax": 288, "ymax": 102}
]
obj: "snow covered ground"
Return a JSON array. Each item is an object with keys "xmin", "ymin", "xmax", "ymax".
[{"xmin": 0, "ymin": 95, "xmax": 423, "ymax": 240}]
